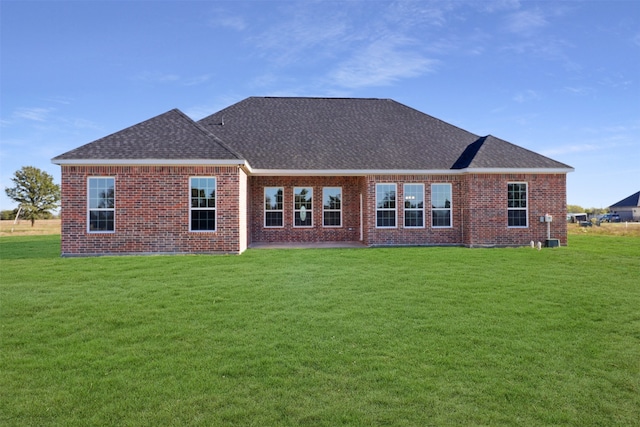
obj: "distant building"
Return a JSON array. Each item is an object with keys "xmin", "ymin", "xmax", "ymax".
[{"xmin": 609, "ymin": 191, "xmax": 640, "ymax": 222}]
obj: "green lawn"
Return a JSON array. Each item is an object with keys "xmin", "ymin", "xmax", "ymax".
[{"xmin": 1, "ymin": 235, "xmax": 638, "ymax": 426}]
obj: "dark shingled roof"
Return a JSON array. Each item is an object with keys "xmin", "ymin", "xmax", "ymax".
[
  {"xmin": 198, "ymin": 97, "xmax": 571, "ymax": 170},
  {"xmin": 52, "ymin": 109, "xmax": 241, "ymax": 161},
  {"xmin": 609, "ymin": 191, "xmax": 640, "ymax": 208},
  {"xmin": 53, "ymin": 97, "xmax": 572, "ymax": 172}
]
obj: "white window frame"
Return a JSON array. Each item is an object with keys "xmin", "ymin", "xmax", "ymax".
[
  {"xmin": 322, "ymin": 187, "xmax": 342, "ymax": 228},
  {"xmin": 507, "ymin": 182, "xmax": 528, "ymax": 228},
  {"xmin": 431, "ymin": 183, "xmax": 452, "ymax": 228},
  {"xmin": 403, "ymin": 183, "xmax": 425, "ymax": 228},
  {"xmin": 376, "ymin": 183, "xmax": 397, "ymax": 228},
  {"xmin": 264, "ymin": 187, "xmax": 284, "ymax": 228},
  {"xmin": 190, "ymin": 177, "xmax": 217, "ymax": 232},
  {"xmin": 87, "ymin": 176, "xmax": 115, "ymax": 233},
  {"xmin": 293, "ymin": 187, "xmax": 313, "ymax": 228}
]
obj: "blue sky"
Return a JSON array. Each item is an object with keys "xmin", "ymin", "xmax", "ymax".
[{"xmin": 1, "ymin": 0, "xmax": 638, "ymax": 212}]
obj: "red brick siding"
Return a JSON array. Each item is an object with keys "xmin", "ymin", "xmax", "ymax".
[
  {"xmin": 59, "ymin": 167, "xmax": 568, "ymax": 254},
  {"xmin": 461, "ymin": 173, "xmax": 568, "ymax": 247},
  {"xmin": 59, "ymin": 165, "xmax": 243, "ymax": 255},
  {"xmin": 363, "ymin": 175, "xmax": 464, "ymax": 246},
  {"xmin": 249, "ymin": 176, "xmax": 362, "ymax": 243}
]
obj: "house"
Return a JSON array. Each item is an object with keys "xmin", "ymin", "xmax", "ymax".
[
  {"xmin": 608, "ymin": 191, "xmax": 640, "ymax": 222},
  {"xmin": 52, "ymin": 97, "xmax": 573, "ymax": 256}
]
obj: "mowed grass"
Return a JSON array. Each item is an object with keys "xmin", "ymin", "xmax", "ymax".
[{"xmin": 1, "ymin": 236, "xmax": 638, "ymax": 426}]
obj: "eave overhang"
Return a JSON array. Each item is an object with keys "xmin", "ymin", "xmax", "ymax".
[
  {"xmin": 52, "ymin": 158, "xmax": 246, "ymax": 166},
  {"xmin": 52, "ymin": 159, "xmax": 574, "ymax": 175}
]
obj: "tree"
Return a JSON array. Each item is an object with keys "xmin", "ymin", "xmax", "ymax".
[{"xmin": 5, "ymin": 166, "xmax": 60, "ymax": 227}]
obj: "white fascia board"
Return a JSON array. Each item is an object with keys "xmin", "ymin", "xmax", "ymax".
[
  {"xmin": 52, "ymin": 158, "xmax": 247, "ymax": 166},
  {"xmin": 248, "ymin": 169, "xmax": 459, "ymax": 176},
  {"xmin": 462, "ymin": 167, "xmax": 575, "ymax": 174},
  {"xmin": 247, "ymin": 167, "xmax": 574, "ymax": 176}
]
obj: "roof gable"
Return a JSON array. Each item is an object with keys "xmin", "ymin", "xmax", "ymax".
[
  {"xmin": 453, "ymin": 135, "xmax": 572, "ymax": 170},
  {"xmin": 52, "ymin": 109, "xmax": 241, "ymax": 162},
  {"xmin": 609, "ymin": 191, "xmax": 640, "ymax": 208}
]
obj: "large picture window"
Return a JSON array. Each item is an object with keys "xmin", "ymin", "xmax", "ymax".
[
  {"xmin": 323, "ymin": 187, "xmax": 342, "ymax": 227},
  {"xmin": 431, "ymin": 183, "xmax": 452, "ymax": 228},
  {"xmin": 376, "ymin": 183, "xmax": 397, "ymax": 228},
  {"xmin": 294, "ymin": 187, "xmax": 313, "ymax": 227},
  {"xmin": 88, "ymin": 177, "xmax": 115, "ymax": 232},
  {"xmin": 190, "ymin": 177, "xmax": 216, "ymax": 231},
  {"xmin": 508, "ymin": 183, "xmax": 528, "ymax": 227},
  {"xmin": 404, "ymin": 184, "xmax": 424, "ymax": 228},
  {"xmin": 265, "ymin": 187, "xmax": 284, "ymax": 227}
]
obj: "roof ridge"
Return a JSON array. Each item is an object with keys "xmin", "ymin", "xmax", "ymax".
[
  {"xmin": 252, "ymin": 96, "xmax": 391, "ymax": 101},
  {"xmin": 180, "ymin": 110, "xmax": 246, "ymax": 161}
]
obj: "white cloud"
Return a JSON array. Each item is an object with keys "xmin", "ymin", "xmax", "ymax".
[
  {"xmin": 542, "ymin": 143, "xmax": 600, "ymax": 157},
  {"xmin": 254, "ymin": 9, "xmax": 349, "ymax": 66},
  {"xmin": 505, "ymin": 9, "xmax": 548, "ymax": 34},
  {"xmin": 134, "ymin": 71, "xmax": 180, "ymax": 83},
  {"xmin": 330, "ymin": 36, "xmax": 437, "ymax": 88},
  {"xmin": 563, "ymin": 86, "xmax": 591, "ymax": 95},
  {"xmin": 210, "ymin": 14, "xmax": 247, "ymax": 31},
  {"xmin": 513, "ymin": 89, "xmax": 540, "ymax": 103},
  {"xmin": 183, "ymin": 74, "xmax": 212, "ymax": 86},
  {"xmin": 12, "ymin": 107, "xmax": 55, "ymax": 122}
]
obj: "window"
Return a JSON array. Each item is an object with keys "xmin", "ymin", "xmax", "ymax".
[
  {"xmin": 294, "ymin": 187, "xmax": 313, "ymax": 227},
  {"xmin": 323, "ymin": 187, "xmax": 342, "ymax": 227},
  {"xmin": 265, "ymin": 187, "xmax": 284, "ymax": 227},
  {"xmin": 508, "ymin": 183, "xmax": 528, "ymax": 227},
  {"xmin": 190, "ymin": 177, "xmax": 216, "ymax": 231},
  {"xmin": 431, "ymin": 183, "xmax": 452, "ymax": 227},
  {"xmin": 88, "ymin": 177, "xmax": 115, "ymax": 232},
  {"xmin": 404, "ymin": 184, "xmax": 424, "ymax": 228},
  {"xmin": 376, "ymin": 183, "xmax": 397, "ymax": 228}
]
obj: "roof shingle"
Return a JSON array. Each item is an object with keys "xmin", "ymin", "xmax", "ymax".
[
  {"xmin": 53, "ymin": 97, "xmax": 573, "ymax": 172},
  {"xmin": 52, "ymin": 109, "xmax": 241, "ymax": 161}
]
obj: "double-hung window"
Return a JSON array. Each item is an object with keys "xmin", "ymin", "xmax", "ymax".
[
  {"xmin": 376, "ymin": 183, "xmax": 397, "ymax": 228},
  {"xmin": 265, "ymin": 187, "xmax": 284, "ymax": 227},
  {"xmin": 507, "ymin": 183, "xmax": 528, "ymax": 227},
  {"xmin": 88, "ymin": 177, "xmax": 115, "ymax": 232},
  {"xmin": 294, "ymin": 187, "xmax": 313, "ymax": 227},
  {"xmin": 323, "ymin": 187, "xmax": 342, "ymax": 227},
  {"xmin": 431, "ymin": 183, "xmax": 452, "ymax": 227},
  {"xmin": 190, "ymin": 177, "xmax": 216, "ymax": 231},
  {"xmin": 404, "ymin": 184, "xmax": 424, "ymax": 227}
]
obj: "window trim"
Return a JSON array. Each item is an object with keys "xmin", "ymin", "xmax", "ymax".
[
  {"xmin": 507, "ymin": 182, "xmax": 528, "ymax": 228},
  {"xmin": 431, "ymin": 183, "xmax": 453, "ymax": 228},
  {"xmin": 322, "ymin": 187, "xmax": 342, "ymax": 228},
  {"xmin": 189, "ymin": 176, "xmax": 217, "ymax": 232},
  {"xmin": 376, "ymin": 183, "xmax": 397, "ymax": 229},
  {"xmin": 403, "ymin": 183, "xmax": 425, "ymax": 228},
  {"xmin": 264, "ymin": 187, "xmax": 284, "ymax": 228},
  {"xmin": 87, "ymin": 176, "xmax": 116, "ymax": 234},
  {"xmin": 293, "ymin": 187, "xmax": 313, "ymax": 228}
]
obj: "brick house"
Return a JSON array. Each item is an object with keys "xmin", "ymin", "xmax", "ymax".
[{"xmin": 52, "ymin": 97, "xmax": 573, "ymax": 255}]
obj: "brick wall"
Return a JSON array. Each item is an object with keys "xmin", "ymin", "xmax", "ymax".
[
  {"xmin": 248, "ymin": 176, "xmax": 362, "ymax": 243},
  {"xmin": 59, "ymin": 165, "xmax": 244, "ymax": 255},
  {"xmin": 363, "ymin": 175, "xmax": 464, "ymax": 246},
  {"xmin": 461, "ymin": 173, "xmax": 568, "ymax": 247},
  {"xmin": 363, "ymin": 173, "xmax": 567, "ymax": 247},
  {"xmin": 59, "ymin": 167, "xmax": 568, "ymax": 255}
]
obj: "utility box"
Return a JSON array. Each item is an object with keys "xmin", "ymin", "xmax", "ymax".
[
  {"xmin": 545, "ymin": 214, "xmax": 553, "ymax": 222},
  {"xmin": 545, "ymin": 239, "xmax": 560, "ymax": 248}
]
